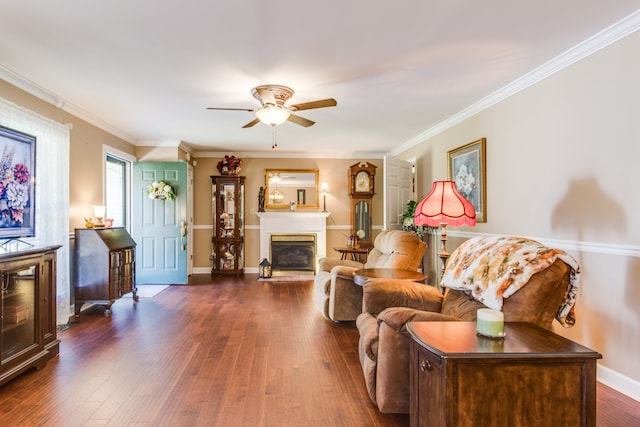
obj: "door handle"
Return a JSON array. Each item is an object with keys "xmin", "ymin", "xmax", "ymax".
[{"xmin": 180, "ymin": 220, "xmax": 187, "ymax": 251}]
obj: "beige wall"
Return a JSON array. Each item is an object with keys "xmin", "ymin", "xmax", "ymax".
[
  {"xmin": 191, "ymin": 156, "xmax": 384, "ymax": 271},
  {"xmin": 395, "ymin": 30, "xmax": 640, "ymax": 397},
  {"xmin": 0, "ymin": 79, "xmax": 385, "ymax": 272},
  {"xmin": 0, "ymin": 80, "xmax": 136, "ymax": 230}
]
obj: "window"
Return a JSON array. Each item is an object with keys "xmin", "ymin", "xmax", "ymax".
[{"xmin": 104, "ymin": 150, "xmax": 133, "ymax": 228}]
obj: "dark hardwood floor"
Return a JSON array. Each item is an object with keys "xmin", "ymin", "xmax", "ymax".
[{"xmin": 0, "ymin": 274, "xmax": 638, "ymax": 426}]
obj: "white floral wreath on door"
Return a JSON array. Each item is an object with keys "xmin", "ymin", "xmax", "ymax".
[{"xmin": 148, "ymin": 181, "xmax": 176, "ymax": 200}]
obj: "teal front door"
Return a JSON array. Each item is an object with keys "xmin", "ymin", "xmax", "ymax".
[{"xmin": 132, "ymin": 162, "xmax": 188, "ymax": 284}]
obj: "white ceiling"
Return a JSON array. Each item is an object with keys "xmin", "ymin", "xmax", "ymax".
[{"xmin": 1, "ymin": 1, "xmax": 639, "ymax": 156}]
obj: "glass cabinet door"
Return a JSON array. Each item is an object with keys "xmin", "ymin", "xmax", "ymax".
[
  {"xmin": 1, "ymin": 264, "xmax": 37, "ymax": 363},
  {"xmin": 211, "ymin": 176, "xmax": 245, "ymax": 275}
]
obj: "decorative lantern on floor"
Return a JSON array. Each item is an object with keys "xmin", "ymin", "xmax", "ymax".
[{"xmin": 259, "ymin": 258, "xmax": 272, "ymax": 279}]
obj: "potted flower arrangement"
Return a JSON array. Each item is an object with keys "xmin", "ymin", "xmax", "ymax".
[
  {"xmin": 402, "ymin": 200, "xmax": 418, "ymax": 231},
  {"xmin": 217, "ymin": 155, "xmax": 242, "ymax": 175}
]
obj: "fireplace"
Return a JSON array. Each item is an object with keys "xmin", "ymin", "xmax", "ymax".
[
  {"xmin": 270, "ymin": 234, "xmax": 316, "ymax": 275},
  {"xmin": 256, "ymin": 212, "xmax": 330, "ymax": 276}
]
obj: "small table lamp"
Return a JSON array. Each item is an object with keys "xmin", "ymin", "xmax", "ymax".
[
  {"xmin": 93, "ymin": 205, "xmax": 106, "ymax": 227},
  {"xmin": 413, "ymin": 181, "xmax": 476, "ymax": 276},
  {"xmin": 320, "ymin": 182, "xmax": 329, "ymax": 212}
]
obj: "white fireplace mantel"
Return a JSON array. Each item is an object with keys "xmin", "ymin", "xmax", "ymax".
[{"xmin": 256, "ymin": 212, "xmax": 330, "ymax": 272}]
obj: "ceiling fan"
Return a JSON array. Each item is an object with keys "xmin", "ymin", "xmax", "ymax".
[{"xmin": 207, "ymin": 84, "xmax": 337, "ymax": 128}]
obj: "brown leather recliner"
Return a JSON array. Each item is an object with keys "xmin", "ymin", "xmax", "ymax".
[
  {"xmin": 314, "ymin": 229, "xmax": 426, "ymax": 321},
  {"xmin": 356, "ymin": 236, "xmax": 577, "ymax": 414}
]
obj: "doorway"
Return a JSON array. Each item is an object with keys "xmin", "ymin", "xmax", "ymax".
[{"xmin": 132, "ymin": 162, "xmax": 188, "ymax": 284}]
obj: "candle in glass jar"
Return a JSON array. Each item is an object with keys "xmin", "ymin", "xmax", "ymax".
[{"xmin": 477, "ymin": 308, "xmax": 504, "ymax": 337}]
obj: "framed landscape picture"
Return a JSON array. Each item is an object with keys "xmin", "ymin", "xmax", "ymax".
[{"xmin": 447, "ymin": 138, "xmax": 486, "ymax": 222}]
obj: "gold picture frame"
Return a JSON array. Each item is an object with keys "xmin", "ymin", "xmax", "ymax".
[{"xmin": 447, "ymin": 138, "xmax": 487, "ymax": 222}]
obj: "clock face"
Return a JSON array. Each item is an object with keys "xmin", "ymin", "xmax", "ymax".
[{"xmin": 355, "ymin": 171, "xmax": 370, "ymax": 192}]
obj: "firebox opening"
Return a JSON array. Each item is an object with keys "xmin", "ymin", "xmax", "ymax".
[{"xmin": 270, "ymin": 234, "xmax": 316, "ymax": 277}]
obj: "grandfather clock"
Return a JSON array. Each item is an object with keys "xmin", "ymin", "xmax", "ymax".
[{"xmin": 349, "ymin": 161, "xmax": 377, "ymax": 248}]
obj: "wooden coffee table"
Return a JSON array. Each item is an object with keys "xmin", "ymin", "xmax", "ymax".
[
  {"xmin": 407, "ymin": 321, "xmax": 602, "ymax": 427},
  {"xmin": 352, "ymin": 267, "xmax": 426, "ymax": 286}
]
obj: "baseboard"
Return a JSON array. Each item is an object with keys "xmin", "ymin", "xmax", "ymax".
[
  {"xmin": 598, "ymin": 365, "xmax": 640, "ymax": 402},
  {"xmin": 258, "ymin": 276, "xmax": 314, "ymax": 282},
  {"xmin": 192, "ymin": 266, "xmax": 260, "ymax": 275}
]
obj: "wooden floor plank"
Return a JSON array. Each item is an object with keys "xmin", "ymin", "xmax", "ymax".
[{"xmin": 0, "ymin": 274, "xmax": 637, "ymax": 426}]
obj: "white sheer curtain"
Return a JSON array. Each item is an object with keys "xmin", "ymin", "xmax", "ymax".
[{"xmin": 0, "ymin": 97, "xmax": 71, "ymax": 325}]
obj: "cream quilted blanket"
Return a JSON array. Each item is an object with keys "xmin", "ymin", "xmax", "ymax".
[{"xmin": 442, "ymin": 236, "xmax": 580, "ymax": 327}]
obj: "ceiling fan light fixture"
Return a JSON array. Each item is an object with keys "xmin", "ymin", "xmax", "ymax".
[{"xmin": 256, "ymin": 105, "xmax": 290, "ymax": 126}]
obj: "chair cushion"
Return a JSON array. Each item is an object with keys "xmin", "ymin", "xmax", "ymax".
[
  {"xmin": 364, "ymin": 230, "xmax": 426, "ymax": 271},
  {"xmin": 442, "ymin": 235, "xmax": 579, "ymax": 326},
  {"xmin": 362, "ymin": 279, "xmax": 442, "ymax": 316},
  {"xmin": 440, "ymin": 259, "xmax": 571, "ymax": 329},
  {"xmin": 440, "ymin": 289, "xmax": 487, "ymax": 320}
]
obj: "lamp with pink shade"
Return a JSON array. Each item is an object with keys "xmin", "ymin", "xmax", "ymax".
[{"xmin": 414, "ymin": 181, "xmax": 476, "ymax": 276}]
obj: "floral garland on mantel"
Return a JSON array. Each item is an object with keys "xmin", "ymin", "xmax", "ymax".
[{"xmin": 148, "ymin": 181, "xmax": 176, "ymax": 200}]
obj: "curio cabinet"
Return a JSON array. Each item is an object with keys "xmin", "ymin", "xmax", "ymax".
[{"xmin": 211, "ymin": 175, "xmax": 245, "ymax": 275}]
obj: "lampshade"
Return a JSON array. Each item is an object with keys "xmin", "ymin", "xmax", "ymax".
[
  {"xmin": 320, "ymin": 182, "xmax": 329, "ymax": 193},
  {"xmin": 414, "ymin": 181, "xmax": 476, "ymax": 227},
  {"xmin": 256, "ymin": 105, "xmax": 291, "ymax": 126},
  {"xmin": 93, "ymin": 205, "xmax": 106, "ymax": 219}
]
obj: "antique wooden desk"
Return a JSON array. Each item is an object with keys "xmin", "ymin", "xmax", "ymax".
[{"xmin": 407, "ymin": 321, "xmax": 602, "ymax": 427}]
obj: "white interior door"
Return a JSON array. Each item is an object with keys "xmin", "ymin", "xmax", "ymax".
[{"xmin": 383, "ymin": 156, "xmax": 415, "ymax": 230}]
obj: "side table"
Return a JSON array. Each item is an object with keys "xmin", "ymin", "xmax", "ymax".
[
  {"xmin": 407, "ymin": 321, "xmax": 602, "ymax": 427},
  {"xmin": 333, "ymin": 246, "xmax": 370, "ymax": 262}
]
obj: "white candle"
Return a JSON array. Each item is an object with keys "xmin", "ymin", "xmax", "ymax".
[{"xmin": 477, "ymin": 308, "xmax": 504, "ymax": 337}]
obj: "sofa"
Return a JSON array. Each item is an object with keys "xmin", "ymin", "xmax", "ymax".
[
  {"xmin": 314, "ymin": 229, "xmax": 426, "ymax": 321},
  {"xmin": 356, "ymin": 235, "xmax": 580, "ymax": 413}
]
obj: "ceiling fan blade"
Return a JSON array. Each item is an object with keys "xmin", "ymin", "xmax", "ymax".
[
  {"xmin": 242, "ymin": 118, "xmax": 261, "ymax": 128},
  {"xmin": 289, "ymin": 98, "xmax": 337, "ymax": 111},
  {"xmin": 287, "ymin": 114, "xmax": 315, "ymax": 127},
  {"xmin": 256, "ymin": 87, "xmax": 277, "ymax": 106},
  {"xmin": 206, "ymin": 107, "xmax": 254, "ymax": 111}
]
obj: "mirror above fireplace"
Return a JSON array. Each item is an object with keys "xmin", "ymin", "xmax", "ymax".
[{"xmin": 265, "ymin": 169, "xmax": 319, "ymax": 209}]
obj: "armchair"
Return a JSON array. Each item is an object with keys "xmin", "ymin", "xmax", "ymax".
[
  {"xmin": 356, "ymin": 235, "xmax": 580, "ymax": 413},
  {"xmin": 314, "ymin": 229, "xmax": 426, "ymax": 321}
]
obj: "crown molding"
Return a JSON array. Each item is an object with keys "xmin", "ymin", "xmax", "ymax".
[
  {"xmin": 193, "ymin": 150, "xmax": 385, "ymax": 159},
  {"xmin": 0, "ymin": 65, "xmax": 137, "ymax": 144},
  {"xmin": 389, "ymin": 10, "xmax": 640, "ymax": 157},
  {"xmin": 4, "ymin": 9, "xmax": 638, "ymax": 157}
]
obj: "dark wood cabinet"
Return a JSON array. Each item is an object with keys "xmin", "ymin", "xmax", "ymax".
[
  {"xmin": 407, "ymin": 321, "xmax": 602, "ymax": 427},
  {"xmin": 73, "ymin": 228, "xmax": 137, "ymax": 317},
  {"xmin": 0, "ymin": 245, "xmax": 60, "ymax": 386},
  {"xmin": 211, "ymin": 175, "xmax": 245, "ymax": 275}
]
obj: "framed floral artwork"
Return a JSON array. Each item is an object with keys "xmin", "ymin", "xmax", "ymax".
[
  {"xmin": 447, "ymin": 138, "xmax": 486, "ymax": 222},
  {"xmin": 0, "ymin": 125, "xmax": 36, "ymax": 238}
]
